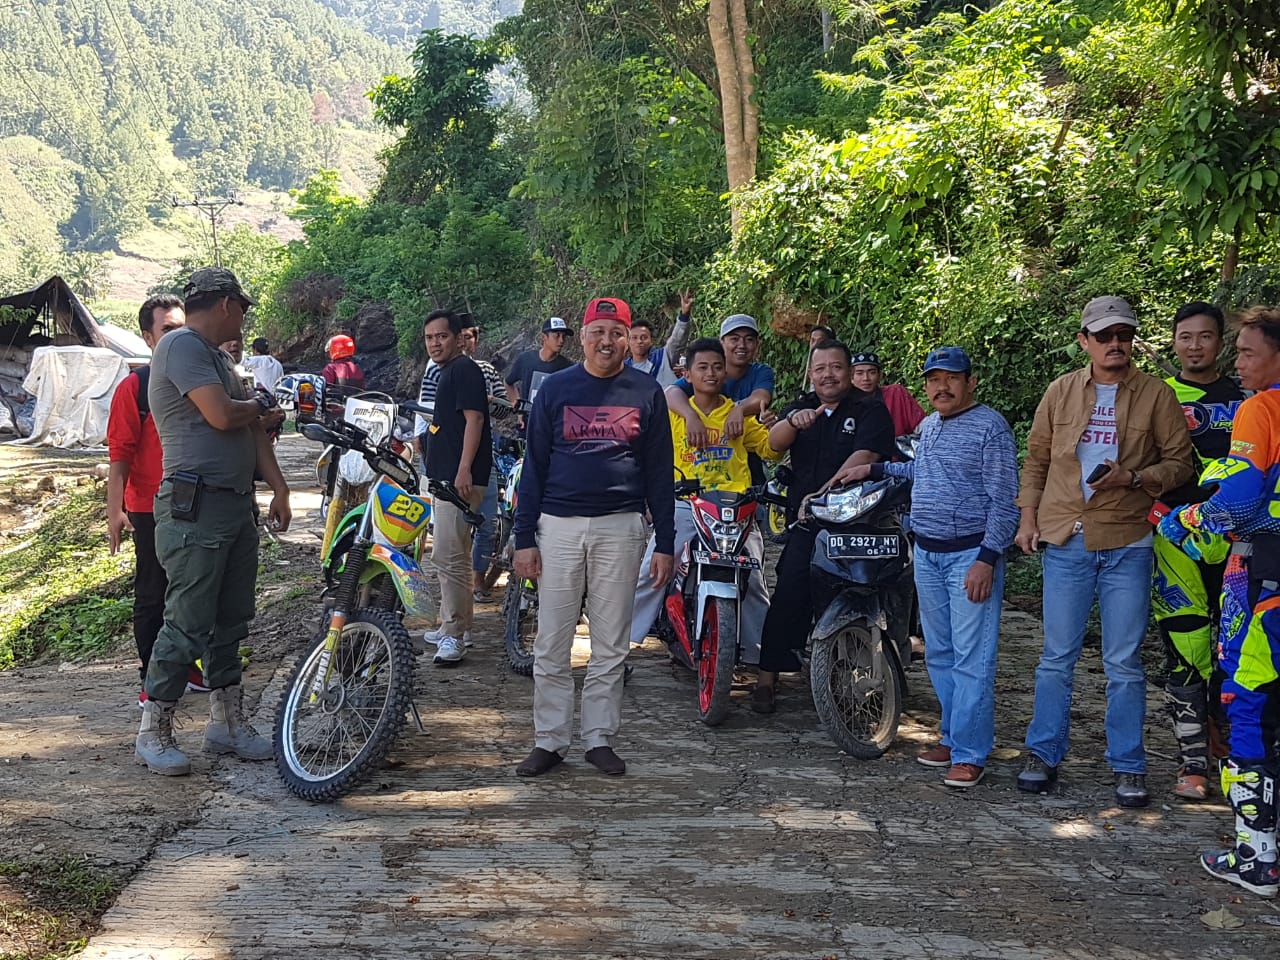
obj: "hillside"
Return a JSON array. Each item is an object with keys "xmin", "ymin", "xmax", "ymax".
[
  {"xmin": 0, "ymin": 0, "xmax": 406, "ymax": 289},
  {"xmin": 314, "ymin": 0, "xmax": 521, "ymax": 46}
]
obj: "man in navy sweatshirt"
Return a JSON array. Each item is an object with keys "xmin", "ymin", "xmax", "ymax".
[
  {"xmin": 512, "ymin": 297, "xmax": 676, "ymax": 777},
  {"xmin": 839, "ymin": 347, "xmax": 1019, "ymax": 788}
]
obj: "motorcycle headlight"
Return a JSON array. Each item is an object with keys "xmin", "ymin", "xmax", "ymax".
[
  {"xmin": 810, "ymin": 486, "xmax": 884, "ymax": 524},
  {"xmin": 707, "ymin": 519, "xmax": 747, "ymax": 555}
]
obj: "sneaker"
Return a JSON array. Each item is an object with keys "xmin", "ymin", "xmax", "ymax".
[
  {"xmin": 1114, "ymin": 772, "xmax": 1149, "ymax": 808},
  {"xmin": 433, "ymin": 636, "xmax": 466, "ymax": 664},
  {"xmin": 1017, "ymin": 754, "xmax": 1058, "ymax": 793},
  {"xmin": 917, "ymin": 744, "xmax": 951, "ymax": 768},
  {"xmin": 1173, "ymin": 768, "xmax": 1209, "ymax": 802},
  {"xmin": 137, "ymin": 689, "xmax": 148, "ymax": 709},
  {"xmin": 944, "ymin": 763, "xmax": 985, "ymax": 788},
  {"xmin": 185, "ymin": 666, "xmax": 210, "ymax": 694},
  {"xmin": 473, "ymin": 588, "xmax": 493, "ymax": 604},
  {"xmin": 422, "ymin": 627, "xmax": 472, "ymax": 648},
  {"xmin": 1201, "ymin": 848, "xmax": 1280, "ymax": 898}
]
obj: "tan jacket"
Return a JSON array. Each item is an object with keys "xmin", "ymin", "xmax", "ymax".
[{"xmin": 1017, "ymin": 364, "xmax": 1196, "ymax": 550}]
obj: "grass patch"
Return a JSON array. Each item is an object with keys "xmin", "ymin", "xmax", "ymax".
[
  {"xmin": 0, "ymin": 855, "xmax": 121, "ymax": 960},
  {"xmin": 0, "ymin": 485, "xmax": 131, "ymax": 670}
]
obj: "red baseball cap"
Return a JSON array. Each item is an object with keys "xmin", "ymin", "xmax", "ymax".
[{"xmin": 582, "ymin": 297, "xmax": 632, "ymax": 327}]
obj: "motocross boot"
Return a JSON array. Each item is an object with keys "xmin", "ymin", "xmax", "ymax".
[
  {"xmin": 1166, "ymin": 681, "xmax": 1210, "ymax": 800},
  {"xmin": 1200, "ymin": 760, "xmax": 1279, "ymax": 898},
  {"xmin": 135, "ymin": 698, "xmax": 191, "ymax": 776},
  {"xmin": 204, "ymin": 685, "xmax": 273, "ymax": 760}
]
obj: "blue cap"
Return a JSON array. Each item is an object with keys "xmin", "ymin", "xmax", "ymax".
[{"xmin": 923, "ymin": 346, "xmax": 972, "ymax": 374}]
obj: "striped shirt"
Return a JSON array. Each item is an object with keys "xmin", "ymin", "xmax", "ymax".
[{"xmin": 872, "ymin": 403, "xmax": 1020, "ymax": 565}]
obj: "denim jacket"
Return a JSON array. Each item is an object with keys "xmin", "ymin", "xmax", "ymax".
[{"xmin": 1017, "ymin": 364, "xmax": 1196, "ymax": 550}]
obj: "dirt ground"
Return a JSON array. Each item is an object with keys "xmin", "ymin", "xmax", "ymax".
[{"xmin": 2, "ymin": 434, "xmax": 1279, "ymax": 959}]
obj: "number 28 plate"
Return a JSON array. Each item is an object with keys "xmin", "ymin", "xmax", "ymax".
[{"xmin": 826, "ymin": 534, "xmax": 901, "ymax": 559}]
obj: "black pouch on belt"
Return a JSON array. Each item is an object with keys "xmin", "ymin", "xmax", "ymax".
[
  {"xmin": 1245, "ymin": 533, "xmax": 1280, "ymax": 593},
  {"xmin": 169, "ymin": 471, "xmax": 203, "ymax": 522}
]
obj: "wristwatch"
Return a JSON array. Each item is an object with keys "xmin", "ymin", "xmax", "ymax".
[{"xmin": 1129, "ymin": 470, "xmax": 1143, "ymax": 490}]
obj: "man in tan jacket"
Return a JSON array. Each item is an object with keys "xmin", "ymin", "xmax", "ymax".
[{"xmin": 1015, "ymin": 295, "xmax": 1195, "ymax": 807}]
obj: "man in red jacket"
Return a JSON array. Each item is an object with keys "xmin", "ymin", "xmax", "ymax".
[{"xmin": 107, "ymin": 295, "xmax": 203, "ymax": 704}]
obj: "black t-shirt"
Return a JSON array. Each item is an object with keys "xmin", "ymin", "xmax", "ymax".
[
  {"xmin": 782, "ymin": 389, "xmax": 897, "ymax": 512},
  {"xmin": 1163, "ymin": 374, "xmax": 1246, "ymax": 506},
  {"xmin": 426, "ymin": 355, "xmax": 493, "ymax": 486},
  {"xmin": 507, "ymin": 350, "xmax": 573, "ymax": 403}
]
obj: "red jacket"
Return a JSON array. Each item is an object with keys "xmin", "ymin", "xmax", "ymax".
[
  {"xmin": 881, "ymin": 383, "xmax": 927, "ymax": 436},
  {"xmin": 107, "ymin": 371, "xmax": 163, "ymax": 514}
]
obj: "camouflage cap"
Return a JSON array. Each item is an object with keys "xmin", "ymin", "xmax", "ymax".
[{"xmin": 182, "ymin": 266, "xmax": 256, "ymax": 307}]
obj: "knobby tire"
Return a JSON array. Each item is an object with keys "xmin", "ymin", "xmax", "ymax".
[
  {"xmin": 273, "ymin": 608, "xmax": 415, "ymax": 801},
  {"xmin": 503, "ymin": 577, "xmax": 536, "ymax": 676}
]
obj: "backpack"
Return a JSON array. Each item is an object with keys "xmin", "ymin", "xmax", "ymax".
[{"xmin": 134, "ymin": 364, "xmax": 151, "ymax": 421}]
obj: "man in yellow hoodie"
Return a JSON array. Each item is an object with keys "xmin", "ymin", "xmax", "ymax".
[{"xmin": 629, "ymin": 337, "xmax": 780, "ymax": 663}]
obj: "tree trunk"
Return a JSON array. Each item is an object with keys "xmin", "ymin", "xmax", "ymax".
[
  {"xmin": 707, "ymin": 0, "xmax": 759, "ymax": 235},
  {"xmin": 1221, "ymin": 224, "xmax": 1241, "ymax": 281}
]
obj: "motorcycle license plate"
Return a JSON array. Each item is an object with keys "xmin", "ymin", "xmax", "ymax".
[
  {"xmin": 692, "ymin": 549, "xmax": 759, "ymax": 569},
  {"xmin": 826, "ymin": 534, "xmax": 900, "ymax": 559}
]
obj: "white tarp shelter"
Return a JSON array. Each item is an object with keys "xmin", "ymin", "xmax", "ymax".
[{"xmin": 13, "ymin": 346, "xmax": 128, "ymax": 447}]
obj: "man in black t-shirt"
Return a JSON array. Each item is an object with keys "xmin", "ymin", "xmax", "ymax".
[
  {"xmin": 506, "ymin": 317, "xmax": 574, "ymax": 409},
  {"xmin": 1153, "ymin": 300, "xmax": 1246, "ymax": 800},
  {"xmin": 423, "ymin": 309, "xmax": 492, "ymax": 666},
  {"xmin": 750, "ymin": 340, "xmax": 897, "ymax": 713}
]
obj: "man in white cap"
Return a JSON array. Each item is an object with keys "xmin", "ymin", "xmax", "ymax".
[
  {"xmin": 506, "ymin": 316, "xmax": 574, "ymax": 407},
  {"xmin": 1014, "ymin": 295, "xmax": 1195, "ymax": 808},
  {"xmin": 665, "ymin": 313, "xmax": 776, "ymax": 448}
]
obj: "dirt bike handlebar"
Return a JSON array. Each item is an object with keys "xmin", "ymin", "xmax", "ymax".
[{"xmin": 427, "ymin": 479, "xmax": 486, "ymax": 527}]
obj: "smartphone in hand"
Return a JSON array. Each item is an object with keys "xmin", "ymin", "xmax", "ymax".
[{"xmin": 1086, "ymin": 463, "xmax": 1112, "ymax": 485}]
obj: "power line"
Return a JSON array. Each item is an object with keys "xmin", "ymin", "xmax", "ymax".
[
  {"xmin": 99, "ymin": 0, "xmax": 172, "ymax": 142},
  {"xmin": 172, "ymin": 195, "xmax": 244, "ymax": 266}
]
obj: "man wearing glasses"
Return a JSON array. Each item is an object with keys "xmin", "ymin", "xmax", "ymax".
[{"xmin": 1015, "ymin": 296, "xmax": 1195, "ymax": 807}]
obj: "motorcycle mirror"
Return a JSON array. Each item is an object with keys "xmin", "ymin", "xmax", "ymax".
[{"xmin": 299, "ymin": 422, "xmax": 330, "ymax": 443}]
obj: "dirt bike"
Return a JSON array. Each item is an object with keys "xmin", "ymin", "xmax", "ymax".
[
  {"xmin": 802, "ymin": 473, "xmax": 915, "ymax": 759},
  {"xmin": 274, "ymin": 416, "xmax": 482, "ymax": 802},
  {"xmin": 658, "ymin": 478, "xmax": 780, "ymax": 725}
]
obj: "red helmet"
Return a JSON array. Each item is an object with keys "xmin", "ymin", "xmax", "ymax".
[{"xmin": 327, "ymin": 334, "xmax": 355, "ymax": 361}]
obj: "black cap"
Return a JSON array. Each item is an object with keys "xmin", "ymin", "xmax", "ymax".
[{"xmin": 183, "ymin": 267, "xmax": 256, "ymax": 307}]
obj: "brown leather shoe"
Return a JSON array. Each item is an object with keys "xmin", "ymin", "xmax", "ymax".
[
  {"xmin": 916, "ymin": 743, "xmax": 951, "ymax": 768},
  {"xmin": 943, "ymin": 763, "xmax": 985, "ymax": 788},
  {"xmin": 585, "ymin": 746, "xmax": 626, "ymax": 776},
  {"xmin": 516, "ymin": 747, "xmax": 564, "ymax": 777}
]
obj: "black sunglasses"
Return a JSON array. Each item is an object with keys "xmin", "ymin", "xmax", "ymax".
[{"xmin": 1090, "ymin": 328, "xmax": 1135, "ymax": 344}]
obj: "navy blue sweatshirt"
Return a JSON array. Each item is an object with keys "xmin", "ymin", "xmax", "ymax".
[{"xmin": 514, "ymin": 364, "xmax": 676, "ymax": 553}]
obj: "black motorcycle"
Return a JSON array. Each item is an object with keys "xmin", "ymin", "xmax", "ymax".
[{"xmin": 802, "ymin": 473, "xmax": 915, "ymax": 759}]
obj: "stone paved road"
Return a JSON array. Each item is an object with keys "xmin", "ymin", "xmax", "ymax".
[{"xmin": 82, "ymin": 606, "xmax": 1279, "ymax": 959}]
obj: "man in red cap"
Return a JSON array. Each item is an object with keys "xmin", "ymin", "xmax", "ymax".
[{"xmin": 512, "ymin": 297, "xmax": 675, "ymax": 777}]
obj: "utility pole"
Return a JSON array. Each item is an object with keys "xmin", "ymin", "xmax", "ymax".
[{"xmin": 171, "ymin": 194, "xmax": 243, "ymax": 266}]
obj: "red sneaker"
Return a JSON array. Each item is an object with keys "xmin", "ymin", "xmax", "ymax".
[
  {"xmin": 943, "ymin": 763, "xmax": 985, "ymax": 788},
  {"xmin": 138, "ymin": 688, "xmax": 148, "ymax": 708},
  {"xmin": 186, "ymin": 666, "xmax": 210, "ymax": 693},
  {"xmin": 916, "ymin": 743, "xmax": 951, "ymax": 768}
]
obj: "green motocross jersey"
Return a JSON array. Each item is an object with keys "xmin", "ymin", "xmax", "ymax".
[{"xmin": 1163, "ymin": 374, "xmax": 1244, "ymax": 505}]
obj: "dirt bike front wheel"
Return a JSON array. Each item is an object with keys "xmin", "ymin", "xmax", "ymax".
[
  {"xmin": 274, "ymin": 608, "xmax": 415, "ymax": 802},
  {"xmin": 502, "ymin": 576, "xmax": 537, "ymax": 676},
  {"xmin": 809, "ymin": 625, "xmax": 901, "ymax": 759},
  {"xmin": 697, "ymin": 597, "xmax": 737, "ymax": 726}
]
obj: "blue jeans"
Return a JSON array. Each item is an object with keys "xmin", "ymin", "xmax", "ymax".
[
  {"xmin": 471, "ymin": 475, "xmax": 500, "ymax": 574},
  {"xmin": 1024, "ymin": 533, "xmax": 1154, "ymax": 773},
  {"xmin": 914, "ymin": 546, "xmax": 1004, "ymax": 767}
]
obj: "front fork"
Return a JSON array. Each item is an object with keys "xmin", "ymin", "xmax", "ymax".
[{"xmin": 309, "ymin": 542, "xmax": 369, "ymax": 699}]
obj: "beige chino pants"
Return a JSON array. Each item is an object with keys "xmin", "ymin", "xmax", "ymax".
[
  {"xmin": 532, "ymin": 512, "xmax": 649, "ymax": 753},
  {"xmin": 432, "ymin": 490, "xmax": 484, "ymax": 639}
]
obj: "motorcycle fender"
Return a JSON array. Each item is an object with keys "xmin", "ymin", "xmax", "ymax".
[
  {"xmin": 364, "ymin": 545, "xmax": 437, "ymax": 619},
  {"xmin": 812, "ymin": 590, "xmax": 886, "ymax": 641},
  {"xmin": 694, "ymin": 580, "xmax": 739, "ymax": 641}
]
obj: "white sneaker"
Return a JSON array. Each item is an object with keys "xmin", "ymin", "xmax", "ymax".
[
  {"xmin": 422, "ymin": 627, "xmax": 472, "ymax": 647},
  {"xmin": 433, "ymin": 636, "xmax": 466, "ymax": 664}
]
